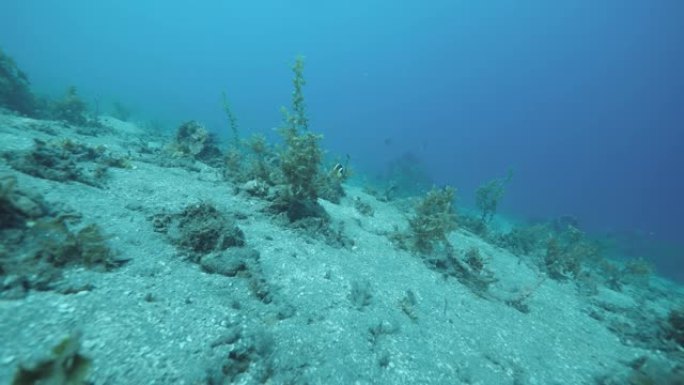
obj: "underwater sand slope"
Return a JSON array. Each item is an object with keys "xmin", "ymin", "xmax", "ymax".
[{"xmin": 0, "ymin": 112, "xmax": 683, "ymax": 384}]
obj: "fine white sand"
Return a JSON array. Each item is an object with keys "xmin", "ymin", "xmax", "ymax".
[{"xmin": 0, "ymin": 112, "xmax": 682, "ymax": 384}]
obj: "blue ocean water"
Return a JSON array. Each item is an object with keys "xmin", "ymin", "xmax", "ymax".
[{"xmin": 1, "ymin": 0, "xmax": 683, "ymax": 278}]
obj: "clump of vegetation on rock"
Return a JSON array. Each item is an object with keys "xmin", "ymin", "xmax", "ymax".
[
  {"xmin": 32, "ymin": 220, "xmax": 121, "ymax": 271},
  {"xmin": 0, "ymin": 48, "xmax": 37, "ymax": 116},
  {"xmin": 6, "ymin": 138, "xmax": 130, "ymax": 187},
  {"xmin": 152, "ymin": 202, "xmax": 245, "ymax": 260},
  {"xmin": 1, "ymin": 176, "xmax": 123, "ymax": 298},
  {"xmin": 170, "ymin": 120, "xmax": 223, "ymax": 167},
  {"xmin": 151, "ymin": 203, "xmax": 281, "ymax": 305}
]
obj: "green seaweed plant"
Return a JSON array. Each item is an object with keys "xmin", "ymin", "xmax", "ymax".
[
  {"xmin": 475, "ymin": 169, "xmax": 513, "ymax": 223},
  {"xmin": 50, "ymin": 86, "xmax": 88, "ymax": 126},
  {"xmin": 543, "ymin": 225, "xmax": 599, "ymax": 280},
  {"xmin": 407, "ymin": 186, "xmax": 458, "ymax": 254},
  {"xmin": 280, "ymin": 128, "xmax": 323, "ymax": 200},
  {"xmin": 32, "ymin": 220, "xmax": 120, "ymax": 271},
  {"xmin": 278, "ymin": 56, "xmax": 323, "ymax": 201},
  {"xmin": 222, "ymin": 91, "xmax": 240, "ymax": 146},
  {"xmin": 246, "ymin": 133, "xmax": 275, "ymax": 183},
  {"xmin": 287, "ymin": 55, "xmax": 308, "ymax": 132}
]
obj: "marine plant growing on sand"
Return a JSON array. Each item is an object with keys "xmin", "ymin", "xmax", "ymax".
[
  {"xmin": 221, "ymin": 57, "xmax": 346, "ymax": 208},
  {"xmin": 280, "ymin": 127, "xmax": 323, "ymax": 201},
  {"xmin": 246, "ymin": 133, "xmax": 276, "ymax": 183},
  {"xmin": 50, "ymin": 86, "xmax": 89, "ymax": 126},
  {"xmin": 475, "ymin": 169, "xmax": 512, "ymax": 224},
  {"xmin": 391, "ymin": 186, "xmax": 457, "ymax": 255},
  {"xmin": 493, "ymin": 223, "xmax": 549, "ymax": 256},
  {"xmin": 278, "ymin": 56, "xmax": 320, "ymax": 199},
  {"xmin": 222, "ymin": 91, "xmax": 240, "ymax": 145},
  {"xmin": 409, "ymin": 186, "xmax": 457, "ymax": 254},
  {"xmin": 282, "ymin": 55, "xmax": 308, "ymax": 132},
  {"xmin": 221, "ymin": 91, "xmax": 244, "ymax": 179},
  {"xmin": 543, "ymin": 225, "xmax": 600, "ymax": 280},
  {"xmin": 270, "ymin": 56, "xmax": 329, "ymax": 223}
]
